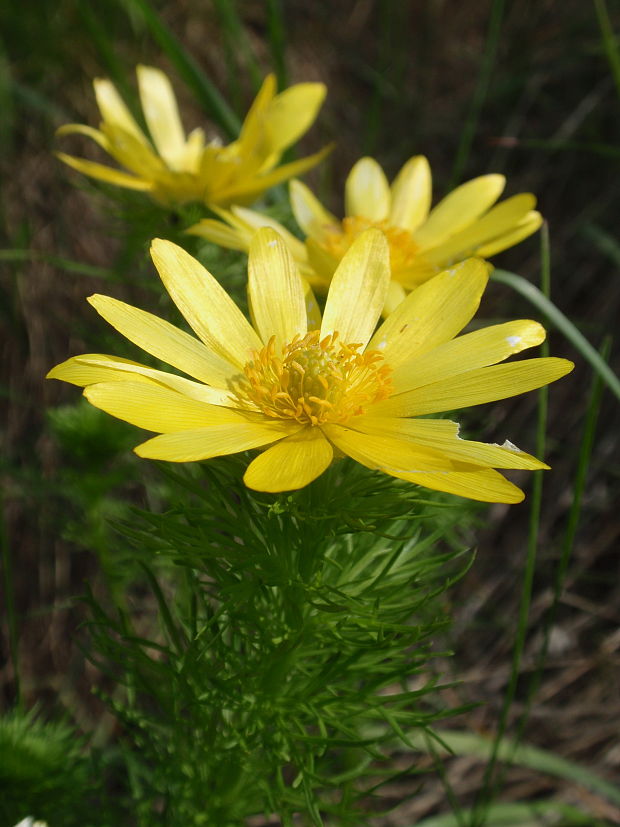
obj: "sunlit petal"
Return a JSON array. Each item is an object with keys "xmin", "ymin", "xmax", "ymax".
[
  {"xmin": 248, "ymin": 228, "xmax": 307, "ymax": 348},
  {"xmin": 150, "ymin": 238, "xmax": 262, "ymax": 369},
  {"xmin": 345, "ymin": 157, "xmax": 391, "ymax": 221},
  {"xmin": 263, "ymin": 83, "xmax": 327, "ymax": 154},
  {"xmin": 93, "ymin": 78, "xmax": 146, "ymax": 143},
  {"xmin": 390, "ymin": 319, "xmax": 546, "ymax": 393},
  {"xmin": 320, "ymin": 229, "xmax": 390, "ymax": 347},
  {"xmin": 55, "ymin": 153, "xmax": 152, "ymax": 191},
  {"xmin": 368, "ymin": 258, "xmax": 490, "ymax": 368},
  {"xmin": 323, "ymin": 423, "xmax": 455, "ymax": 472},
  {"xmin": 244, "ymin": 428, "xmax": 333, "ymax": 491},
  {"xmin": 134, "ymin": 420, "xmax": 298, "ymax": 462},
  {"xmin": 290, "ymin": 179, "xmax": 338, "ymax": 238},
  {"xmin": 476, "ymin": 211, "xmax": 543, "ymax": 258},
  {"xmin": 389, "ymin": 155, "xmax": 432, "ymax": 232},
  {"xmin": 424, "ymin": 194, "xmax": 538, "ymax": 265},
  {"xmin": 374, "ymin": 358, "xmax": 574, "ymax": 417},
  {"xmin": 87, "ymin": 293, "xmax": 236, "ymax": 387},
  {"xmin": 84, "ymin": 381, "xmax": 247, "ymax": 433},
  {"xmin": 136, "ymin": 65, "xmax": 187, "ymax": 169},
  {"xmin": 353, "ymin": 416, "xmax": 548, "ymax": 470},
  {"xmin": 413, "ymin": 174, "xmax": 505, "ymax": 250}
]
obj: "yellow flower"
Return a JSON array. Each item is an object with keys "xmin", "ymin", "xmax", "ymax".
[
  {"xmin": 56, "ymin": 66, "xmax": 329, "ymax": 207},
  {"xmin": 188, "ymin": 156, "xmax": 543, "ymax": 313},
  {"xmin": 47, "ymin": 229, "xmax": 572, "ymax": 503}
]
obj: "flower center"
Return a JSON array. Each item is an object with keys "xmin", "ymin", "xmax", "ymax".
[
  {"xmin": 231, "ymin": 331, "xmax": 393, "ymax": 426},
  {"xmin": 321, "ymin": 216, "xmax": 420, "ymax": 274}
]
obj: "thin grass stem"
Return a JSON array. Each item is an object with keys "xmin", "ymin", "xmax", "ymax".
[
  {"xmin": 267, "ymin": 0, "xmax": 288, "ymax": 89},
  {"xmin": 472, "ymin": 224, "xmax": 551, "ymax": 826},
  {"xmin": 593, "ymin": 0, "xmax": 620, "ymax": 103}
]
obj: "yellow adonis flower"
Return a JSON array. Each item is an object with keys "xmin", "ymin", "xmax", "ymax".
[
  {"xmin": 47, "ymin": 228, "xmax": 572, "ymax": 503},
  {"xmin": 187, "ymin": 156, "xmax": 543, "ymax": 313},
  {"xmin": 56, "ymin": 66, "xmax": 329, "ymax": 207}
]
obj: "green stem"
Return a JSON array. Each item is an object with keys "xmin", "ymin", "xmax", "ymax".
[
  {"xmin": 492, "ymin": 268, "xmax": 620, "ymax": 402},
  {"xmin": 472, "ymin": 224, "xmax": 551, "ymax": 826},
  {"xmin": 593, "ymin": 0, "xmax": 620, "ymax": 103}
]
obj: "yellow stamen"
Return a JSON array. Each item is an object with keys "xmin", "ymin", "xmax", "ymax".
[{"xmin": 231, "ymin": 331, "xmax": 393, "ymax": 425}]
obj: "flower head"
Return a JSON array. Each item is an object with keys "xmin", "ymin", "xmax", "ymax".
[
  {"xmin": 48, "ymin": 229, "xmax": 572, "ymax": 502},
  {"xmin": 56, "ymin": 67, "xmax": 329, "ymax": 207},
  {"xmin": 188, "ymin": 156, "xmax": 543, "ymax": 313}
]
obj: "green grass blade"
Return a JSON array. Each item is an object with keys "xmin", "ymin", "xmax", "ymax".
[
  {"xmin": 410, "ymin": 730, "xmax": 620, "ymax": 808},
  {"xmin": 121, "ymin": 0, "xmax": 241, "ymax": 138},
  {"xmin": 266, "ymin": 0, "xmax": 288, "ymax": 89},
  {"xmin": 594, "ymin": 0, "xmax": 620, "ymax": 102},
  {"xmin": 449, "ymin": 0, "xmax": 506, "ymax": 185},
  {"xmin": 413, "ymin": 799, "xmax": 603, "ymax": 827},
  {"xmin": 492, "ymin": 268, "xmax": 620, "ymax": 401},
  {"xmin": 212, "ymin": 0, "xmax": 262, "ymax": 106},
  {"xmin": 473, "ymin": 225, "xmax": 551, "ymax": 825},
  {"xmin": 77, "ymin": 3, "xmax": 138, "ymax": 108},
  {"xmin": 491, "ymin": 136, "xmax": 620, "ymax": 160},
  {"xmin": 522, "ymin": 337, "xmax": 610, "ymax": 718},
  {"xmin": 0, "ymin": 492, "xmax": 20, "ymax": 706},
  {"xmin": 0, "ymin": 249, "xmax": 115, "ymax": 280},
  {"xmin": 581, "ymin": 222, "xmax": 620, "ymax": 266}
]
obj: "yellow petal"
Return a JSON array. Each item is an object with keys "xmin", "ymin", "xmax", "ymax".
[
  {"xmin": 84, "ymin": 381, "xmax": 249, "ymax": 433},
  {"xmin": 320, "ymin": 228, "xmax": 390, "ymax": 347},
  {"xmin": 47, "ymin": 353, "xmax": 151, "ymax": 386},
  {"xmin": 93, "ymin": 77, "xmax": 146, "ymax": 144},
  {"xmin": 328, "ymin": 420, "xmax": 527, "ymax": 501},
  {"xmin": 214, "ymin": 144, "xmax": 333, "ymax": 206},
  {"xmin": 423, "ymin": 193, "xmax": 538, "ymax": 265},
  {"xmin": 389, "ymin": 155, "xmax": 432, "ymax": 232},
  {"xmin": 289, "ymin": 179, "xmax": 338, "ymax": 238},
  {"xmin": 248, "ymin": 228, "xmax": 307, "ymax": 348},
  {"xmin": 55, "ymin": 152, "xmax": 152, "ymax": 191},
  {"xmin": 374, "ymin": 357, "xmax": 574, "ymax": 417},
  {"xmin": 75, "ymin": 356, "xmax": 235, "ymax": 406},
  {"xmin": 345, "ymin": 157, "xmax": 391, "ymax": 221},
  {"xmin": 134, "ymin": 420, "xmax": 298, "ymax": 462},
  {"xmin": 353, "ymin": 416, "xmax": 548, "ymax": 470},
  {"xmin": 56, "ymin": 123, "xmax": 111, "ymax": 152},
  {"xmin": 323, "ymin": 423, "xmax": 455, "ymax": 472},
  {"xmin": 368, "ymin": 258, "xmax": 490, "ymax": 368},
  {"xmin": 150, "ymin": 239, "xmax": 262, "ymax": 369},
  {"xmin": 390, "ymin": 319, "xmax": 546, "ymax": 393},
  {"xmin": 302, "ymin": 279, "xmax": 322, "ymax": 330},
  {"xmin": 244, "ymin": 428, "xmax": 333, "ymax": 491},
  {"xmin": 136, "ymin": 65, "xmax": 186, "ymax": 169},
  {"xmin": 413, "ymin": 174, "xmax": 505, "ymax": 250},
  {"xmin": 87, "ymin": 294, "xmax": 235, "ymax": 387},
  {"xmin": 383, "ymin": 280, "xmax": 407, "ymax": 316},
  {"xmin": 390, "ymin": 466, "xmax": 525, "ymax": 503},
  {"xmin": 476, "ymin": 211, "xmax": 543, "ymax": 258},
  {"xmin": 237, "ymin": 74, "xmax": 277, "ymax": 156},
  {"xmin": 263, "ymin": 83, "xmax": 327, "ymax": 154},
  {"xmin": 230, "ymin": 205, "xmax": 308, "ymax": 262},
  {"xmin": 185, "ymin": 218, "xmax": 248, "ymax": 250},
  {"xmin": 99, "ymin": 122, "xmax": 165, "ymax": 178},
  {"xmin": 305, "ymin": 238, "xmax": 339, "ymax": 289}
]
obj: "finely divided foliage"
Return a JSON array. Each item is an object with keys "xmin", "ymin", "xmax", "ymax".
[{"xmin": 48, "ymin": 228, "xmax": 572, "ymax": 503}]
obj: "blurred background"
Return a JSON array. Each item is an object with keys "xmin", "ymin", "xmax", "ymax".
[{"xmin": 1, "ymin": 0, "xmax": 619, "ymax": 823}]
